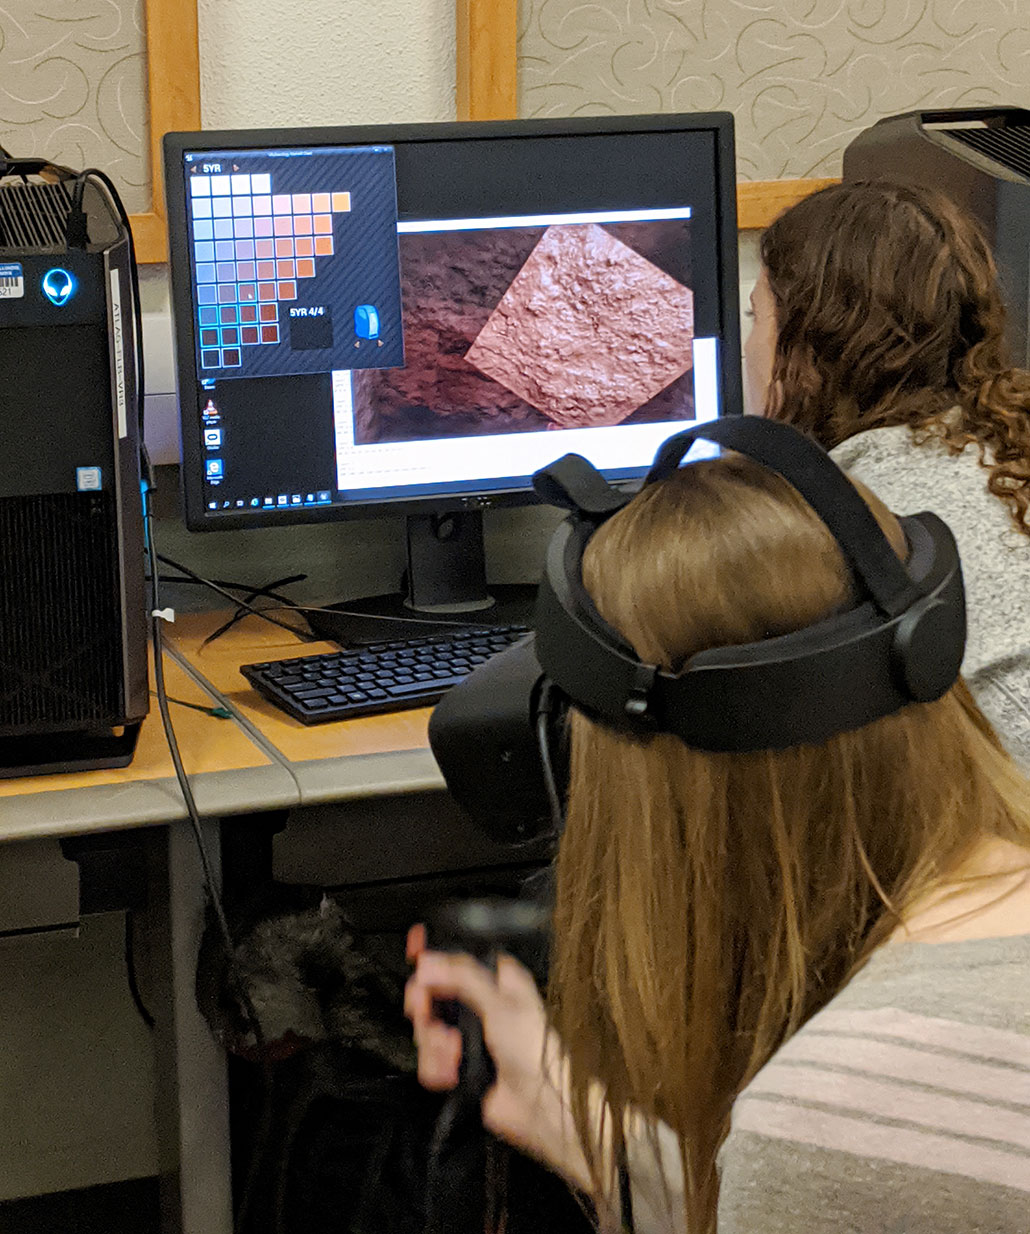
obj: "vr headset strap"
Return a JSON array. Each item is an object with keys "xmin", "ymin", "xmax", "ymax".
[{"xmin": 648, "ymin": 417, "xmax": 921, "ymax": 618}]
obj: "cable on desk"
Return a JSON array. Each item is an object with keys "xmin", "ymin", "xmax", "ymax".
[
  {"xmin": 155, "ymin": 553, "xmax": 317, "ymax": 642},
  {"xmin": 156, "ymin": 551, "xmax": 483, "ymax": 640},
  {"xmin": 151, "ymin": 567, "xmax": 311, "ymax": 648}
]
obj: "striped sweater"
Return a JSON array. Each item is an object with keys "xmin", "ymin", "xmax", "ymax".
[
  {"xmin": 717, "ymin": 934, "xmax": 1030, "ymax": 1234},
  {"xmin": 628, "ymin": 935, "xmax": 1030, "ymax": 1233}
]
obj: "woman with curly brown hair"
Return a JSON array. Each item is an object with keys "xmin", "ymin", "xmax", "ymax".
[{"xmin": 746, "ymin": 180, "xmax": 1030, "ymax": 763}]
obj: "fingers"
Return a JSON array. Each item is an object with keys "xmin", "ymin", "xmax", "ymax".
[
  {"xmin": 415, "ymin": 1021, "xmax": 462, "ymax": 1090},
  {"xmin": 496, "ymin": 954, "xmax": 543, "ymax": 1000},
  {"xmin": 412, "ymin": 951, "xmax": 500, "ymax": 1021},
  {"xmin": 406, "ymin": 922, "xmax": 426, "ymax": 963}
]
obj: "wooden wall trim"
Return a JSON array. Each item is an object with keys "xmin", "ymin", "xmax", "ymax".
[
  {"xmin": 131, "ymin": 0, "xmax": 201, "ymax": 262},
  {"xmin": 737, "ymin": 178, "xmax": 839, "ymax": 230},
  {"xmin": 456, "ymin": 0, "xmax": 517, "ymax": 121},
  {"xmin": 455, "ymin": 1, "xmax": 837, "ymax": 229}
]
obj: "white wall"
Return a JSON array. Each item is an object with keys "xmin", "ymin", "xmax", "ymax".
[{"xmin": 197, "ymin": 0, "xmax": 456, "ymax": 130}]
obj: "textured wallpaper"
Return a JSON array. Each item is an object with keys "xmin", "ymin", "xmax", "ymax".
[
  {"xmin": 518, "ymin": 0, "xmax": 1029, "ymax": 179},
  {"xmin": 0, "ymin": 0, "xmax": 150, "ymax": 211}
]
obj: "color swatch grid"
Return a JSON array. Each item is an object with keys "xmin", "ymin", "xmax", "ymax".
[{"xmin": 189, "ymin": 173, "xmax": 352, "ymax": 369}]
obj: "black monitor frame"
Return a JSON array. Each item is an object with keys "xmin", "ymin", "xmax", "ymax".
[{"xmin": 164, "ymin": 114, "xmax": 741, "ymax": 536}]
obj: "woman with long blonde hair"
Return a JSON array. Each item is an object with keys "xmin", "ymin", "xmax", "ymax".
[
  {"xmin": 747, "ymin": 180, "xmax": 1030, "ymax": 764},
  {"xmin": 407, "ymin": 447, "xmax": 1030, "ymax": 1233}
]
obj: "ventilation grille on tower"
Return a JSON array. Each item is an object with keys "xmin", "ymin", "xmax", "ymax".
[
  {"xmin": 943, "ymin": 123, "xmax": 1030, "ymax": 183},
  {"xmin": 0, "ymin": 492, "xmax": 124, "ymax": 733},
  {"xmin": 0, "ymin": 179, "xmax": 72, "ymax": 253}
]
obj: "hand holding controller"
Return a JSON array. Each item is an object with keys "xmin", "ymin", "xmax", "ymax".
[{"xmin": 422, "ymin": 897, "xmax": 550, "ymax": 1107}]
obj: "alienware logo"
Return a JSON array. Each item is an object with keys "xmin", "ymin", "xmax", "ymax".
[{"xmin": 42, "ymin": 267, "xmax": 75, "ymax": 306}]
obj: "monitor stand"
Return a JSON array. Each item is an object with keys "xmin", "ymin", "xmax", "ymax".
[{"xmin": 303, "ymin": 510, "xmax": 539, "ymax": 646}]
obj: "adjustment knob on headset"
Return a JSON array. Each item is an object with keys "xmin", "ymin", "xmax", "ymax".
[{"xmin": 891, "ymin": 596, "xmax": 965, "ymax": 703}]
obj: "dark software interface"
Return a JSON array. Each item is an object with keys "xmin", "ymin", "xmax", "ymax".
[{"xmin": 169, "ymin": 122, "xmax": 737, "ymax": 522}]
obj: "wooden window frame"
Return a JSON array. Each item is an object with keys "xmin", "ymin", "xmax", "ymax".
[
  {"xmin": 455, "ymin": 0, "xmax": 836, "ymax": 230},
  {"xmin": 132, "ymin": 0, "xmax": 201, "ymax": 262}
]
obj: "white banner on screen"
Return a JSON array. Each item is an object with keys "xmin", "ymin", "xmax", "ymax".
[{"xmin": 332, "ymin": 336, "xmax": 719, "ymax": 494}]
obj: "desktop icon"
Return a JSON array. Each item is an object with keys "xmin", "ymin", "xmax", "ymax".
[
  {"xmin": 206, "ymin": 458, "xmax": 224, "ymax": 479},
  {"xmin": 204, "ymin": 428, "xmax": 222, "ymax": 448},
  {"xmin": 354, "ymin": 304, "xmax": 380, "ymax": 340}
]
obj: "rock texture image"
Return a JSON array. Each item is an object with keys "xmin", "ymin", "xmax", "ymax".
[
  {"xmin": 353, "ymin": 219, "xmax": 696, "ymax": 443},
  {"xmin": 465, "ymin": 224, "xmax": 694, "ymax": 428}
]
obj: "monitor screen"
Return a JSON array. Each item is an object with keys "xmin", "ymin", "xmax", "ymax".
[{"xmin": 164, "ymin": 116, "xmax": 740, "ymax": 532}]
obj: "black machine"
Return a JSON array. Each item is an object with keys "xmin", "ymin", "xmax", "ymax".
[
  {"xmin": 844, "ymin": 107, "xmax": 1030, "ymax": 367},
  {"xmin": 0, "ymin": 154, "xmax": 147, "ymax": 776},
  {"xmin": 428, "ymin": 416, "xmax": 967, "ymax": 842}
]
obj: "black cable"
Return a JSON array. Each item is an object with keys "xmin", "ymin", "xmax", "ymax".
[
  {"xmin": 156, "ymin": 551, "xmax": 485, "ymax": 642},
  {"xmin": 124, "ymin": 910, "xmax": 155, "ymax": 1030},
  {"xmin": 145, "ymin": 466, "xmax": 275, "ymax": 1234},
  {"xmin": 535, "ymin": 682, "xmax": 565, "ymax": 837},
  {"xmin": 155, "ymin": 552, "xmax": 317, "ymax": 640},
  {"xmin": 200, "ymin": 574, "xmax": 311, "ymax": 649}
]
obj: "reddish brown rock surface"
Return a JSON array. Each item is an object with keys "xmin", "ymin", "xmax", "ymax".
[
  {"xmin": 353, "ymin": 220, "xmax": 696, "ymax": 444},
  {"xmin": 464, "ymin": 223, "xmax": 694, "ymax": 428}
]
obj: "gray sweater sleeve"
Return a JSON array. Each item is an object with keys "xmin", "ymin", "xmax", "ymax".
[
  {"xmin": 627, "ymin": 937, "xmax": 1030, "ymax": 1234},
  {"xmin": 830, "ymin": 427, "xmax": 1030, "ymax": 769},
  {"xmin": 716, "ymin": 935, "xmax": 1030, "ymax": 1234}
]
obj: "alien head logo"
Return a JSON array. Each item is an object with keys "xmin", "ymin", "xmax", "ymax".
[{"xmin": 42, "ymin": 267, "xmax": 75, "ymax": 306}]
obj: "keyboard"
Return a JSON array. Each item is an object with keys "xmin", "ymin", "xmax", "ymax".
[{"xmin": 241, "ymin": 624, "xmax": 531, "ymax": 724}]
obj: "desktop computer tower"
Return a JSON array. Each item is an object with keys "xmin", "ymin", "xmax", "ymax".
[
  {"xmin": 843, "ymin": 107, "xmax": 1030, "ymax": 367},
  {"xmin": 0, "ymin": 170, "xmax": 148, "ymax": 777}
]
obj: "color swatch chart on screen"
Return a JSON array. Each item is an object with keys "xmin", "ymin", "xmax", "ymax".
[
  {"xmin": 189, "ymin": 173, "xmax": 351, "ymax": 369},
  {"xmin": 184, "ymin": 145, "xmax": 404, "ymax": 380}
]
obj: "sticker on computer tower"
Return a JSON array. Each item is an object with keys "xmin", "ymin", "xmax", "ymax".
[
  {"xmin": 76, "ymin": 467, "xmax": 102, "ymax": 491},
  {"xmin": 0, "ymin": 262, "xmax": 24, "ymax": 299}
]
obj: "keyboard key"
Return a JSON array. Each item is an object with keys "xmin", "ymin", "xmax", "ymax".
[{"xmin": 387, "ymin": 677, "xmax": 465, "ymax": 697}]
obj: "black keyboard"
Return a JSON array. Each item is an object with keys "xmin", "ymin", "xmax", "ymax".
[{"xmin": 241, "ymin": 624, "xmax": 531, "ymax": 724}]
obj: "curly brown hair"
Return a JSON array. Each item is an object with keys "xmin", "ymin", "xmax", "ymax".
[{"xmin": 760, "ymin": 180, "xmax": 1030, "ymax": 535}]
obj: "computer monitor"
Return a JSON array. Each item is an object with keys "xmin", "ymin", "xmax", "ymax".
[{"xmin": 164, "ymin": 115, "xmax": 741, "ymax": 641}]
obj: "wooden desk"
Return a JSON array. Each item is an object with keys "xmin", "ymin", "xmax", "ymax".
[
  {"xmin": 167, "ymin": 611, "xmax": 445, "ymax": 805},
  {"xmin": 0, "ymin": 652, "xmax": 297, "ymax": 844}
]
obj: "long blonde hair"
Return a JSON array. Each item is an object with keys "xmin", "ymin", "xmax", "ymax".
[{"xmin": 547, "ymin": 454, "xmax": 1030, "ymax": 1232}]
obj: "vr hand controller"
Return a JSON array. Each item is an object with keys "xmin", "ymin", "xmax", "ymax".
[
  {"xmin": 426, "ymin": 896, "xmax": 550, "ymax": 1104},
  {"xmin": 422, "ymin": 896, "xmax": 550, "ymax": 1234}
]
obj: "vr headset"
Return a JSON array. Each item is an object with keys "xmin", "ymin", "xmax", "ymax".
[{"xmin": 428, "ymin": 416, "xmax": 966, "ymax": 844}]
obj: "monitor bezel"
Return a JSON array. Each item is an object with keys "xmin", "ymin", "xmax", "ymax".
[{"xmin": 163, "ymin": 113, "xmax": 741, "ymax": 533}]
